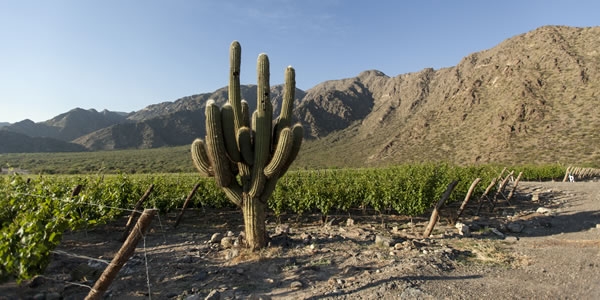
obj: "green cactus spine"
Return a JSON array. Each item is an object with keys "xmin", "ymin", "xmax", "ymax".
[{"xmin": 190, "ymin": 41, "xmax": 303, "ymax": 250}]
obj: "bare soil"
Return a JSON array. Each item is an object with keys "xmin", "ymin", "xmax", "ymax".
[{"xmin": 1, "ymin": 180, "xmax": 599, "ymax": 299}]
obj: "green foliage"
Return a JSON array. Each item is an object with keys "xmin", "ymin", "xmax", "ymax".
[
  {"xmin": 0, "ymin": 173, "xmax": 222, "ymax": 282},
  {"xmin": 512, "ymin": 164, "xmax": 565, "ymax": 181},
  {"xmin": 0, "ymin": 163, "xmax": 564, "ymax": 282}
]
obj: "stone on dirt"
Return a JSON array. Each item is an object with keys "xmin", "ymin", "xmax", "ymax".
[
  {"xmin": 346, "ymin": 218, "xmax": 355, "ymax": 226},
  {"xmin": 290, "ymin": 280, "xmax": 303, "ymax": 290},
  {"xmin": 454, "ymin": 222, "xmax": 471, "ymax": 236},
  {"xmin": 536, "ymin": 207, "xmax": 552, "ymax": 214},
  {"xmin": 375, "ymin": 235, "xmax": 393, "ymax": 247},
  {"xmin": 209, "ymin": 233, "xmax": 222, "ymax": 243},
  {"xmin": 221, "ymin": 236, "xmax": 235, "ymax": 249}
]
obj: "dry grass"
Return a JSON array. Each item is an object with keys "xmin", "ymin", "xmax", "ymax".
[{"xmin": 450, "ymin": 239, "xmax": 531, "ymax": 268}]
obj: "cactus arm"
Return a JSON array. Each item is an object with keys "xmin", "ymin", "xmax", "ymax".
[
  {"xmin": 272, "ymin": 66, "xmax": 296, "ymax": 149},
  {"xmin": 248, "ymin": 54, "xmax": 272, "ymax": 198},
  {"xmin": 190, "ymin": 138, "xmax": 214, "ymax": 177},
  {"xmin": 264, "ymin": 127, "xmax": 293, "ymax": 178},
  {"xmin": 229, "ymin": 41, "xmax": 243, "ymax": 131},
  {"xmin": 279, "ymin": 123, "xmax": 304, "ymax": 175},
  {"xmin": 205, "ymin": 100, "xmax": 233, "ymax": 187},
  {"xmin": 279, "ymin": 66, "xmax": 295, "ymax": 127},
  {"xmin": 221, "ymin": 104, "xmax": 241, "ymax": 163},
  {"xmin": 237, "ymin": 126, "xmax": 254, "ymax": 165},
  {"xmin": 241, "ymin": 100, "xmax": 250, "ymax": 128}
]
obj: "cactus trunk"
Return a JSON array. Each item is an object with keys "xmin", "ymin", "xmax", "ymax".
[
  {"xmin": 243, "ymin": 195, "xmax": 267, "ymax": 250},
  {"xmin": 190, "ymin": 41, "xmax": 303, "ymax": 250}
]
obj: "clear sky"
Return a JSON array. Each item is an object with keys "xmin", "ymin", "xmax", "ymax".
[{"xmin": 1, "ymin": 0, "xmax": 598, "ymax": 123}]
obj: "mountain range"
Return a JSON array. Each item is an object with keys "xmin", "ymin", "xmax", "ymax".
[{"xmin": 1, "ymin": 25, "xmax": 599, "ymax": 167}]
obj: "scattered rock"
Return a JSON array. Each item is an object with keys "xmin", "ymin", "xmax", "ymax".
[
  {"xmin": 536, "ymin": 207, "xmax": 552, "ymax": 214},
  {"xmin": 531, "ymin": 192, "xmax": 540, "ymax": 202},
  {"xmin": 221, "ymin": 236, "xmax": 235, "ymax": 249},
  {"xmin": 209, "ymin": 233, "xmax": 222, "ymax": 244},
  {"xmin": 505, "ymin": 236, "xmax": 519, "ymax": 242},
  {"xmin": 375, "ymin": 235, "xmax": 393, "ymax": 247},
  {"xmin": 290, "ymin": 281, "xmax": 303, "ymax": 290},
  {"xmin": 455, "ymin": 222, "xmax": 471, "ymax": 237},
  {"xmin": 394, "ymin": 242, "xmax": 404, "ymax": 250},
  {"xmin": 346, "ymin": 218, "xmax": 355, "ymax": 227}
]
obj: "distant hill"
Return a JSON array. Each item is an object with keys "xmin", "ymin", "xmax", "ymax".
[
  {"xmin": 0, "ymin": 130, "xmax": 87, "ymax": 153},
  {"xmin": 2, "ymin": 25, "xmax": 599, "ymax": 167},
  {"xmin": 77, "ymin": 85, "xmax": 306, "ymax": 150},
  {"xmin": 1, "ymin": 108, "xmax": 128, "ymax": 142},
  {"xmin": 0, "ymin": 122, "xmax": 10, "ymax": 128}
]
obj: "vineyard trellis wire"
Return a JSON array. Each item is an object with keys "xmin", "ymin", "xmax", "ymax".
[{"xmin": 0, "ymin": 163, "xmax": 566, "ymax": 283}]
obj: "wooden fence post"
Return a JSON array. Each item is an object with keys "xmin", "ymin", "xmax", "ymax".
[
  {"xmin": 491, "ymin": 171, "xmax": 514, "ymax": 210},
  {"xmin": 452, "ymin": 178, "xmax": 481, "ymax": 224},
  {"xmin": 506, "ymin": 171, "xmax": 523, "ymax": 203},
  {"xmin": 562, "ymin": 166, "xmax": 572, "ymax": 182},
  {"xmin": 85, "ymin": 209, "xmax": 157, "ymax": 300},
  {"xmin": 174, "ymin": 182, "xmax": 201, "ymax": 228},
  {"xmin": 120, "ymin": 184, "xmax": 154, "ymax": 242},
  {"xmin": 423, "ymin": 180, "xmax": 459, "ymax": 238},
  {"xmin": 497, "ymin": 167, "xmax": 507, "ymax": 181},
  {"xmin": 476, "ymin": 177, "xmax": 498, "ymax": 215}
]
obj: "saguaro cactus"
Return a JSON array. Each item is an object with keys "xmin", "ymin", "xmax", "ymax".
[{"xmin": 191, "ymin": 41, "xmax": 303, "ymax": 250}]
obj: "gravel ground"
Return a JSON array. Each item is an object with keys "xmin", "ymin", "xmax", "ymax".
[{"xmin": 1, "ymin": 180, "xmax": 599, "ymax": 299}]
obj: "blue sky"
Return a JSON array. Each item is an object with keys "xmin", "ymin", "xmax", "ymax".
[{"xmin": 1, "ymin": 0, "xmax": 598, "ymax": 123}]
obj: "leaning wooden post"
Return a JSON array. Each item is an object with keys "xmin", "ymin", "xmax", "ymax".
[
  {"xmin": 562, "ymin": 166, "xmax": 572, "ymax": 182},
  {"xmin": 452, "ymin": 178, "xmax": 481, "ymax": 224},
  {"xmin": 85, "ymin": 209, "xmax": 157, "ymax": 300},
  {"xmin": 174, "ymin": 182, "xmax": 201, "ymax": 228},
  {"xmin": 497, "ymin": 167, "xmax": 507, "ymax": 181},
  {"xmin": 120, "ymin": 184, "xmax": 154, "ymax": 242},
  {"xmin": 491, "ymin": 171, "xmax": 514, "ymax": 210},
  {"xmin": 506, "ymin": 171, "xmax": 523, "ymax": 203},
  {"xmin": 475, "ymin": 177, "xmax": 498, "ymax": 215},
  {"xmin": 423, "ymin": 180, "xmax": 459, "ymax": 238}
]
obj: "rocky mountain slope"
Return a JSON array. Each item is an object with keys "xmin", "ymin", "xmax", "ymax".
[
  {"xmin": 2, "ymin": 25, "xmax": 598, "ymax": 167},
  {"xmin": 297, "ymin": 25, "xmax": 600, "ymax": 167},
  {"xmin": 73, "ymin": 86, "xmax": 306, "ymax": 150}
]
